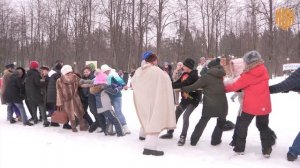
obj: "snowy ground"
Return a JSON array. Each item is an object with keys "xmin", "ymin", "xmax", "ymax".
[{"xmin": 0, "ymin": 76, "xmax": 299, "ymax": 168}]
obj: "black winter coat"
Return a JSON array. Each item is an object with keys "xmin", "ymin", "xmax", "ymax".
[
  {"xmin": 47, "ymin": 71, "xmax": 61, "ymax": 104},
  {"xmin": 269, "ymin": 67, "xmax": 300, "ymax": 93},
  {"xmin": 5, "ymin": 72, "xmax": 25, "ymax": 103},
  {"xmin": 182, "ymin": 65, "xmax": 228, "ymax": 118},
  {"xmin": 25, "ymin": 69, "xmax": 45, "ymax": 105},
  {"xmin": 173, "ymin": 70, "xmax": 200, "ymax": 107}
]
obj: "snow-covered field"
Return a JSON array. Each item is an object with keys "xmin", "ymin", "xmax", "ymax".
[{"xmin": 0, "ymin": 76, "xmax": 299, "ymax": 168}]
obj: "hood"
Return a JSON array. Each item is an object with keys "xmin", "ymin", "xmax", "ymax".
[
  {"xmin": 230, "ymin": 58, "xmax": 245, "ymax": 77},
  {"xmin": 26, "ymin": 69, "xmax": 39, "ymax": 77},
  {"xmin": 207, "ymin": 65, "xmax": 226, "ymax": 78}
]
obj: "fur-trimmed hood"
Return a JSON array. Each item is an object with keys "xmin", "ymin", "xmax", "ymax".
[{"xmin": 243, "ymin": 59, "xmax": 264, "ymax": 73}]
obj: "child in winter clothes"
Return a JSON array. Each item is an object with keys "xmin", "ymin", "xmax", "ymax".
[
  {"xmin": 160, "ymin": 58, "xmax": 200, "ymax": 146},
  {"xmin": 101, "ymin": 64, "xmax": 130, "ymax": 135},
  {"xmin": 182, "ymin": 58, "xmax": 228, "ymax": 146},
  {"xmin": 90, "ymin": 70, "xmax": 124, "ymax": 137},
  {"xmin": 225, "ymin": 51, "xmax": 273, "ymax": 157},
  {"xmin": 269, "ymin": 67, "xmax": 300, "ymax": 161}
]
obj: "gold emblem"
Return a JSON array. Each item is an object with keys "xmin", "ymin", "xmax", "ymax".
[{"xmin": 275, "ymin": 8, "xmax": 295, "ymax": 30}]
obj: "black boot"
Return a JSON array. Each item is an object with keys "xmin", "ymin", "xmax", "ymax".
[
  {"xmin": 287, "ymin": 152, "xmax": 297, "ymax": 161},
  {"xmin": 177, "ymin": 136, "xmax": 186, "ymax": 146},
  {"xmin": 143, "ymin": 149, "xmax": 164, "ymax": 156},
  {"xmin": 10, "ymin": 118, "xmax": 17, "ymax": 124},
  {"xmin": 24, "ymin": 121, "xmax": 33, "ymax": 126},
  {"xmin": 270, "ymin": 130, "xmax": 277, "ymax": 146},
  {"xmin": 43, "ymin": 121, "xmax": 50, "ymax": 127},
  {"xmin": 160, "ymin": 130, "xmax": 173, "ymax": 139},
  {"xmin": 88, "ymin": 122, "xmax": 98, "ymax": 133},
  {"xmin": 211, "ymin": 127, "xmax": 223, "ymax": 146},
  {"xmin": 50, "ymin": 122, "xmax": 60, "ymax": 127},
  {"xmin": 63, "ymin": 123, "xmax": 72, "ymax": 129}
]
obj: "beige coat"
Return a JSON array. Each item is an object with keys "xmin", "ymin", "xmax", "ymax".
[
  {"xmin": 131, "ymin": 63, "xmax": 176, "ymax": 134},
  {"xmin": 56, "ymin": 74, "xmax": 84, "ymax": 121}
]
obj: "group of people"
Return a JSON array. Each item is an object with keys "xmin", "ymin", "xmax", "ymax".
[
  {"xmin": 1, "ymin": 50, "xmax": 299, "ymax": 161},
  {"xmin": 1, "ymin": 60, "xmax": 131, "ymax": 136},
  {"xmin": 132, "ymin": 50, "xmax": 299, "ymax": 161}
]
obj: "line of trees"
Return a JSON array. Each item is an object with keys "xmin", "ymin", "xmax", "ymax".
[{"xmin": 0, "ymin": 0, "xmax": 299, "ymax": 75}]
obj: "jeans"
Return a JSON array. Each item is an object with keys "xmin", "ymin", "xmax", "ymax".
[
  {"xmin": 7, "ymin": 103, "xmax": 29, "ymax": 125},
  {"xmin": 288, "ymin": 132, "xmax": 300, "ymax": 157},
  {"xmin": 111, "ymin": 96, "xmax": 127, "ymax": 126}
]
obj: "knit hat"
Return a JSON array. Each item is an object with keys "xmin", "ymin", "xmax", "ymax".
[
  {"xmin": 94, "ymin": 71, "xmax": 108, "ymax": 85},
  {"xmin": 88, "ymin": 63, "xmax": 96, "ymax": 72},
  {"xmin": 30, "ymin": 61, "xmax": 39, "ymax": 69},
  {"xmin": 61, "ymin": 65, "xmax": 73, "ymax": 75},
  {"xmin": 243, "ymin": 50, "xmax": 262, "ymax": 65},
  {"xmin": 183, "ymin": 58, "xmax": 195, "ymax": 70},
  {"xmin": 101, "ymin": 64, "xmax": 112, "ymax": 73},
  {"xmin": 142, "ymin": 51, "xmax": 153, "ymax": 60},
  {"xmin": 208, "ymin": 58, "xmax": 221, "ymax": 68}
]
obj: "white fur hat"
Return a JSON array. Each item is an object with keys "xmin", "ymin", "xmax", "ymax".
[
  {"xmin": 61, "ymin": 65, "xmax": 73, "ymax": 75},
  {"xmin": 101, "ymin": 64, "xmax": 112, "ymax": 72}
]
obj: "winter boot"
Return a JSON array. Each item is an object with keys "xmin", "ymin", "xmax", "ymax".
[
  {"xmin": 160, "ymin": 130, "xmax": 174, "ymax": 139},
  {"xmin": 123, "ymin": 125, "xmax": 131, "ymax": 135},
  {"xmin": 10, "ymin": 118, "xmax": 17, "ymax": 124},
  {"xmin": 24, "ymin": 121, "xmax": 33, "ymax": 126},
  {"xmin": 63, "ymin": 123, "xmax": 72, "ymax": 129},
  {"xmin": 106, "ymin": 124, "xmax": 116, "ymax": 136},
  {"xmin": 270, "ymin": 130, "xmax": 277, "ymax": 146},
  {"xmin": 211, "ymin": 126, "xmax": 223, "ymax": 146},
  {"xmin": 177, "ymin": 136, "xmax": 186, "ymax": 146},
  {"xmin": 50, "ymin": 122, "xmax": 60, "ymax": 127},
  {"xmin": 262, "ymin": 147, "xmax": 272, "ymax": 158},
  {"xmin": 70, "ymin": 120, "xmax": 78, "ymax": 132},
  {"xmin": 287, "ymin": 152, "xmax": 297, "ymax": 161},
  {"xmin": 143, "ymin": 149, "xmax": 164, "ymax": 156},
  {"xmin": 79, "ymin": 119, "xmax": 88, "ymax": 131},
  {"xmin": 43, "ymin": 121, "xmax": 50, "ymax": 127},
  {"xmin": 88, "ymin": 122, "xmax": 98, "ymax": 133}
]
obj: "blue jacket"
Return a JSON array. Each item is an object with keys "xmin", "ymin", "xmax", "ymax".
[
  {"xmin": 107, "ymin": 70, "xmax": 126, "ymax": 98},
  {"xmin": 269, "ymin": 67, "xmax": 300, "ymax": 94}
]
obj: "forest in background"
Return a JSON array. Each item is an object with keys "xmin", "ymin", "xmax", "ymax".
[{"xmin": 0, "ymin": 0, "xmax": 299, "ymax": 75}]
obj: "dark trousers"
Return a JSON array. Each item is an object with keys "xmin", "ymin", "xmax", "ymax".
[
  {"xmin": 30, "ymin": 103, "xmax": 48, "ymax": 123},
  {"xmin": 88, "ymin": 94, "xmax": 106, "ymax": 130},
  {"xmin": 102, "ymin": 110, "xmax": 123, "ymax": 136},
  {"xmin": 190, "ymin": 116, "xmax": 226, "ymax": 145},
  {"xmin": 82, "ymin": 98, "xmax": 93, "ymax": 126},
  {"xmin": 167, "ymin": 104, "xmax": 196, "ymax": 137},
  {"xmin": 233, "ymin": 112, "xmax": 272, "ymax": 153}
]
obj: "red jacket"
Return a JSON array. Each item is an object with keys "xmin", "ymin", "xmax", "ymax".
[{"xmin": 225, "ymin": 62, "xmax": 271, "ymax": 116}]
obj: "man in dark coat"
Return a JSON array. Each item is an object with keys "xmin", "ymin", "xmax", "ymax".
[
  {"xmin": 160, "ymin": 58, "xmax": 200, "ymax": 146},
  {"xmin": 25, "ymin": 61, "xmax": 49, "ymax": 126},
  {"xmin": 5, "ymin": 67, "xmax": 33, "ymax": 126},
  {"xmin": 269, "ymin": 67, "xmax": 300, "ymax": 161},
  {"xmin": 182, "ymin": 58, "xmax": 228, "ymax": 146}
]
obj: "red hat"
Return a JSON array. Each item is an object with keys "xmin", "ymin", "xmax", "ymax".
[{"xmin": 30, "ymin": 61, "xmax": 39, "ymax": 69}]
